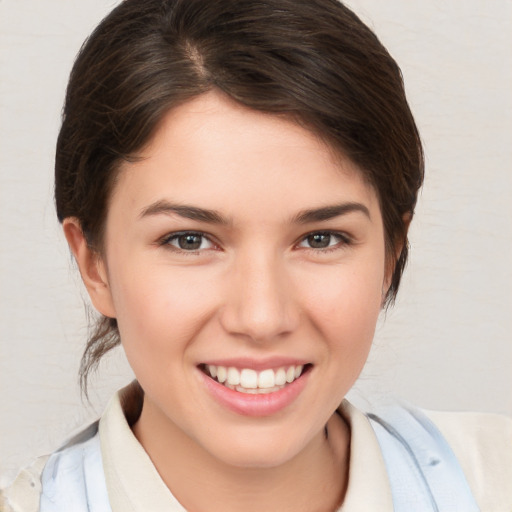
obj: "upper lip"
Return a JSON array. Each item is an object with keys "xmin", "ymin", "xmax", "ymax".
[{"xmin": 199, "ymin": 357, "xmax": 311, "ymax": 371}]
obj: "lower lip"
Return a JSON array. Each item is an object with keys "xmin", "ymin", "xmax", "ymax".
[{"xmin": 199, "ymin": 369, "xmax": 310, "ymax": 417}]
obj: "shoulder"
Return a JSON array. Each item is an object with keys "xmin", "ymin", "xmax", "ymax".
[
  {"xmin": 425, "ymin": 409, "xmax": 512, "ymax": 509},
  {"xmin": 0, "ymin": 421, "xmax": 101, "ymax": 512},
  {"xmin": 361, "ymin": 401, "xmax": 512, "ymax": 510},
  {"xmin": 0, "ymin": 455, "xmax": 49, "ymax": 512}
]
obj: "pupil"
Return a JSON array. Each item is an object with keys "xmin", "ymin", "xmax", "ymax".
[
  {"xmin": 179, "ymin": 234, "xmax": 202, "ymax": 250},
  {"xmin": 308, "ymin": 233, "xmax": 330, "ymax": 248}
]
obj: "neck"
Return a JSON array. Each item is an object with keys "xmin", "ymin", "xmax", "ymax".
[{"xmin": 133, "ymin": 401, "xmax": 350, "ymax": 512}]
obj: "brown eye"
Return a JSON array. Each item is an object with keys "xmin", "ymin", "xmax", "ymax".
[
  {"xmin": 306, "ymin": 233, "xmax": 333, "ymax": 248},
  {"xmin": 177, "ymin": 233, "xmax": 203, "ymax": 250},
  {"xmin": 163, "ymin": 232, "xmax": 214, "ymax": 251},
  {"xmin": 298, "ymin": 231, "xmax": 350, "ymax": 250}
]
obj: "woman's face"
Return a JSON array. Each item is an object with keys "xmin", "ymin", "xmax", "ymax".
[{"xmin": 95, "ymin": 91, "xmax": 388, "ymax": 468}]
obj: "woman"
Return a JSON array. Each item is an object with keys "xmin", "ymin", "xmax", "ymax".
[{"xmin": 2, "ymin": 0, "xmax": 511, "ymax": 510}]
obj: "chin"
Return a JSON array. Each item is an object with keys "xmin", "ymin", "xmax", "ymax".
[{"xmin": 206, "ymin": 425, "xmax": 316, "ymax": 470}]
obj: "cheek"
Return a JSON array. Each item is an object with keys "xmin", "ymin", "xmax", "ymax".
[
  {"xmin": 299, "ymin": 258, "xmax": 384, "ymax": 349},
  {"xmin": 108, "ymin": 261, "xmax": 221, "ymax": 364},
  {"xmin": 305, "ymin": 257, "xmax": 383, "ymax": 307}
]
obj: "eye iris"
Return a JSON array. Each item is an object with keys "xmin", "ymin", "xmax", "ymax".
[
  {"xmin": 308, "ymin": 233, "xmax": 331, "ymax": 248},
  {"xmin": 178, "ymin": 234, "xmax": 202, "ymax": 250}
]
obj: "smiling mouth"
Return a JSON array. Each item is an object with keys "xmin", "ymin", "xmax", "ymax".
[{"xmin": 199, "ymin": 364, "xmax": 312, "ymax": 394}]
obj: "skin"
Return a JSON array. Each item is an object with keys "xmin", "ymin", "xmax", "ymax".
[{"xmin": 65, "ymin": 90, "xmax": 392, "ymax": 512}]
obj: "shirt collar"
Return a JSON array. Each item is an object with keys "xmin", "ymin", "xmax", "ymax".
[{"xmin": 99, "ymin": 382, "xmax": 393, "ymax": 511}]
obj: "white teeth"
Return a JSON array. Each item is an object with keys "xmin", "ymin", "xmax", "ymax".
[
  {"xmin": 205, "ymin": 364, "xmax": 306, "ymax": 392},
  {"xmin": 227, "ymin": 367, "xmax": 240, "ymax": 386},
  {"xmin": 235, "ymin": 386, "xmax": 258, "ymax": 394},
  {"xmin": 236, "ymin": 385, "xmax": 280, "ymax": 394},
  {"xmin": 274, "ymin": 368, "xmax": 286, "ymax": 386},
  {"xmin": 258, "ymin": 369, "xmax": 275, "ymax": 389},
  {"xmin": 217, "ymin": 366, "xmax": 227, "ymax": 383},
  {"xmin": 240, "ymin": 369, "xmax": 258, "ymax": 389}
]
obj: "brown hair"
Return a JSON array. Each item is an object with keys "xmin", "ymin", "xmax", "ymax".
[{"xmin": 55, "ymin": 0, "xmax": 424, "ymax": 394}]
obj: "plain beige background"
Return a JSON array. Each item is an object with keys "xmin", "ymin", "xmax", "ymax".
[{"xmin": 1, "ymin": 0, "xmax": 511, "ymax": 485}]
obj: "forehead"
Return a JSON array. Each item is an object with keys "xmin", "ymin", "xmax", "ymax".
[{"xmin": 114, "ymin": 91, "xmax": 380, "ymax": 221}]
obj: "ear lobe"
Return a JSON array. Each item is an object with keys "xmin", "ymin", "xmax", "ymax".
[{"xmin": 62, "ymin": 218, "xmax": 116, "ymax": 318}]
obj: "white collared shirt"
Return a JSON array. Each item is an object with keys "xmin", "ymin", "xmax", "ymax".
[{"xmin": 3, "ymin": 383, "xmax": 512, "ymax": 511}]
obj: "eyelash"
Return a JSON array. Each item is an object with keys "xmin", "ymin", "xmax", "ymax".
[
  {"xmin": 158, "ymin": 230, "xmax": 352, "ymax": 255},
  {"xmin": 158, "ymin": 231, "xmax": 218, "ymax": 254},
  {"xmin": 296, "ymin": 231, "xmax": 352, "ymax": 253}
]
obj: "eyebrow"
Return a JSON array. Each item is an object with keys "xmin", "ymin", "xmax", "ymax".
[
  {"xmin": 139, "ymin": 199, "xmax": 370, "ymax": 225},
  {"xmin": 139, "ymin": 200, "xmax": 229, "ymax": 224},
  {"xmin": 292, "ymin": 202, "xmax": 371, "ymax": 223}
]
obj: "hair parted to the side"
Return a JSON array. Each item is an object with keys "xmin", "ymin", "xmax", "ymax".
[{"xmin": 55, "ymin": 0, "xmax": 424, "ymax": 396}]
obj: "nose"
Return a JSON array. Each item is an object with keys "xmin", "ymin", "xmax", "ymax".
[{"xmin": 219, "ymin": 250, "xmax": 299, "ymax": 343}]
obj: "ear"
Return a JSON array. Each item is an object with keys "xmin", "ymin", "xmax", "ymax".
[
  {"xmin": 382, "ymin": 212, "xmax": 412, "ymax": 301},
  {"xmin": 63, "ymin": 218, "xmax": 116, "ymax": 318}
]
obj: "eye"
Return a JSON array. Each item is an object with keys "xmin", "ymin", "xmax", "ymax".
[
  {"xmin": 161, "ymin": 231, "xmax": 215, "ymax": 252},
  {"xmin": 297, "ymin": 231, "xmax": 350, "ymax": 250}
]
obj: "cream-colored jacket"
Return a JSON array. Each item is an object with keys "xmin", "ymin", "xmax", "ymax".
[{"xmin": 3, "ymin": 383, "xmax": 512, "ymax": 511}]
